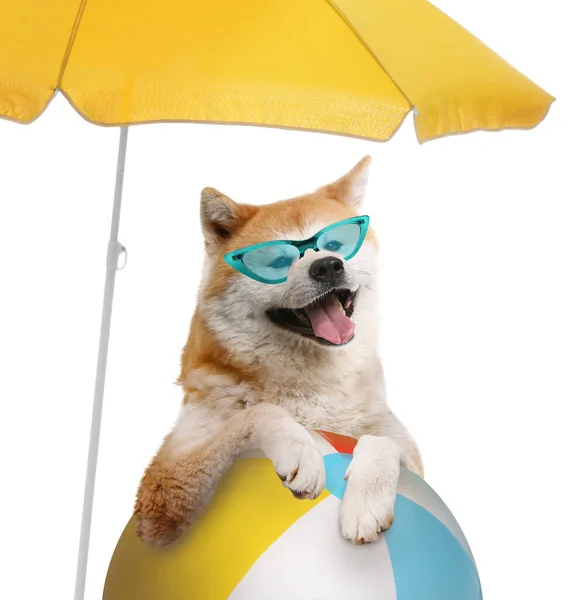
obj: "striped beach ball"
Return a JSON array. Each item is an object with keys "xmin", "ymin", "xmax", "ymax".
[{"xmin": 104, "ymin": 431, "xmax": 482, "ymax": 599}]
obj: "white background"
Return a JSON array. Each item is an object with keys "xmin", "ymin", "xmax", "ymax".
[{"xmin": 0, "ymin": 1, "xmax": 574, "ymax": 598}]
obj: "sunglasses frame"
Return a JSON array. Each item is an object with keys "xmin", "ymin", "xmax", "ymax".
[{"xmin": 223, "ymin": 215, "xmax": 370, "ymax": 284}]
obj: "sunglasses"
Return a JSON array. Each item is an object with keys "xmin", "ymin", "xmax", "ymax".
[{"xmin": 223, "ymin": 215, "xmax": 370, "ymax": 284}]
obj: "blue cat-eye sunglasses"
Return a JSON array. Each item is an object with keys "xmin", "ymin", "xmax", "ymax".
[{"xmin": 223, "ymin": 215, "xmax": 370, "ymax": 284}]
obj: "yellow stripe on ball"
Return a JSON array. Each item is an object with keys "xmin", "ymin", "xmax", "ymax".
[{"xmin": 104, "ymin": 457, "xmax": 330, "ymax": 600}]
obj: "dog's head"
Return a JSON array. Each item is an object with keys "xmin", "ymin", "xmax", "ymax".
[{"xmin": 198, "ymin": 157, "xmax": 379, "ymax": 358}]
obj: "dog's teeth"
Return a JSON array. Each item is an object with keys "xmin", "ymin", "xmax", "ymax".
[{"xmin": 337, "ymin": 299, "xmax": 346, "ymax": 314}]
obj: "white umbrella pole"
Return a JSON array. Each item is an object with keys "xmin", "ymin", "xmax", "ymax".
[{"xmin": 74, "ymin": 126, "xmax": 129, "ymax": 600}]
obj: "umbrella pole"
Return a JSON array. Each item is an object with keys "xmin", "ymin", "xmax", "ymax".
[{"xmin": 74, "ymin": 126, "xmax": 129, "ymax": 600}]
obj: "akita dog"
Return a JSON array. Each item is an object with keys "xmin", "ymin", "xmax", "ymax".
[{"xmin": 135, "ymin": 157, "xmax": 423, "ymax": 547}]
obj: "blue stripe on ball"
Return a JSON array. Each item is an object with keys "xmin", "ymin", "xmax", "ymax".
[
  {"xmin": 323, "ymin": 452, "xmax": 482, "ymax": 600},
  {"xmin": 323, "ymin": 452, "xmax": 353, "ymax": 499},
  {"xmin": 386, "ymin": 495, "xmax": 482, "ymax": 600}
]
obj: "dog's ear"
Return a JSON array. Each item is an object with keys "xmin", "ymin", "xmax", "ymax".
[
  {"xmin": 200, "ymin": 188, "xmax": 256, "ymax": 254},
  {"xmin": 322, "ymin": 155, "xmax": 371, "ymax": 209}
]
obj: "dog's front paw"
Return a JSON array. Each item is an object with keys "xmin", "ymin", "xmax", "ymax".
[
  {"xmin": 262, "ymin": 426, "xmax": 326, "ymax": 500},
  {"xmin": 339, "ymin": 435, "xmax": 401, "ymax": 545},
  {"xmin": 339, "ymin": 478, "xmax": 395, "ymax": 545}
]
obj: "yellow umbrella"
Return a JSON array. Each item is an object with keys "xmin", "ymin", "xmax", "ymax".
[
  {"xmin": 0, "ymin": 2, "xmax": 554, "ymax": 599},
  {"xmin": 1, "ymin": 0, "xmax": 553, "ymax": 141}
]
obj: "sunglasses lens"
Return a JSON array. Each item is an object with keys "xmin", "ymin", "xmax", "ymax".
[
  {"xmin": 317, "ymin": 223, "xmax": 362, "ymax": 259},
  {"xmin": 242, "ymin": 243, "xmax": 300, "ymax": 282}
]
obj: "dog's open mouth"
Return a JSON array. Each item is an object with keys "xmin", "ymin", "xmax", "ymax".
[{"xmin": 267, "ymin": 289, "xmax": 357, "ymax": 346}]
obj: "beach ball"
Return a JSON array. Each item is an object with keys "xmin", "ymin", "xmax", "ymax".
[{"xmin": 104, "ymin": 431, "xmax": 482, "ymax": 599}]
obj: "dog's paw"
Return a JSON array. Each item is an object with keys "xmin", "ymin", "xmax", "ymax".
[
  {"xmin": 275, "ymin": 438, "xmax": 326, "ymax": 500},
  {"xmin": 262, "ymin": 426, "xmax": 326, "ymax": 500},
  {"xmin": 339, "ymin": 435, "xmax": 401, "ymax": 545},
  {"xmin": 339, "ymin": 478, "xmax": 395, "ymax": 545}
]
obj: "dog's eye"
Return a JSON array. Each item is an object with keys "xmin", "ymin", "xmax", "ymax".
[
  {"xmin": 324, "ymin": 240, "xmax": 343, "ymax": 252},
  {"xmin": 268, "ymin": 255, "xmax": 294, "ymax": 269}
]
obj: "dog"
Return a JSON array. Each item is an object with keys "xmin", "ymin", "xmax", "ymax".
[{"xmin": 134, "ymin": 156, "xmax": 423, "ymax": 547}]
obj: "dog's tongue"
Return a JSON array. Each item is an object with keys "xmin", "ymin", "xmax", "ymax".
[{"xmin": 304, "ymin": 295, "xmax": 355, "ymax": 345}]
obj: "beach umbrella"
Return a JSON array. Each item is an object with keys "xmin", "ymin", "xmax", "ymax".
[{"xmin": 0, "ymin": 1, "xmax": 554, "ymax": 598}]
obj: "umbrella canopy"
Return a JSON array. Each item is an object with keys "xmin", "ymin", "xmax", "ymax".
[{"xmin": 1, "ymin": 0, "xmax": 553, "ymax": 142}]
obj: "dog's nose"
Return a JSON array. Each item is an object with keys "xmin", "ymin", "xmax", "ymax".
[{"xmin": 309, "ymin": 256, "xmax": 345, "ymax": 284}]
